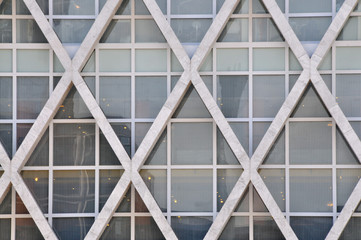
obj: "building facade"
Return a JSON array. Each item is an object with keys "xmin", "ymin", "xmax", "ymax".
[{"xmin": 0, "ymin": 0, "xmax": 361, "ymax": 239}]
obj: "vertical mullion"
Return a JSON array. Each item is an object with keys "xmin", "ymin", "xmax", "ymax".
[
  {"xmin": 167, "ymin": 122, "xmax": 171, "ymax": 224},
  {"xmin": 332, "ymin": 120, "xmax": 337, "ymax": 222},
  {"xmin": 212, "ymin": 121, "xmax": 217, "ymax": 220},
  {"xmin": 94, "ymin": 124, "xmax": 100, "ymax": 216},
  {"xmin": 48, "ymin": 122, "xmax": 54, "ymax": 227},
  {"xmin": 285, "ymin": 120, "xmax": 290, "ymax": 222}
]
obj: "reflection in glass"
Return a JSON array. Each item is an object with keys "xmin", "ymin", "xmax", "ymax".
[
  {"xmin": 17, "ymin": 77, "xmax": 48, "ymax": 119},
  {"xmin": 100, "ymin": 217, "xmax": 130, "ymax": 240},
  {"xmin": 336, "ymin": 128, "xmax": 359, "ymax": 165},
  {"xmin": 172, "ymin": 123, "xmax": 212, "ymax": 165},
  {"xmin": 54, "ymin": 124, "xmax": 95, "ymax": 166},
  {"xmin": 289, "ymin": 17, "xmax": 332, "ymax": 41},
  {"xmin": 99, "ymin": 77, "xmax": 131, "ymax": 118},
  {"xmin": 291, "ymin": 84, "xmax": 330, "ymax": 117},
  {"xmin": 0, "ymin": 190, "xmax": 11, "ymax": 214},
  {"xmin": 99, "ymin": 170, "xmax": 123, "ymax": 211},
  {"xmin": 337, "ymin": 169, "xmax": 361, "ymax": 212},
  {"xmin": 16, "ymin": 0, "xmax": 48, "ymax": 14},
  {"xmin": 172, "ymin": 216, "xmax": 212, "ymax": 240},
  {"xmin": 16, "ymin": 218, "xmax": 43, "ymax": 240},
  {"xmin": 144, "ymin": 130, "xmax": 167, "ymax": 165},
  {"xmin": 171, "ymin": 170, "xmax": 212, "ymax": 212},
  {"xmin": 135, "ymin": 20, "xmax": 166, "ymax": 43},
  {"xmin": 0, "ymin": 219, "xmax": 10, "ymax": 239},
  {"xmin": 100, "ymin": 20, "xmax": 131, "ymax": 43},
  {"xmin": 290, "ymin": 169, "xmax": 332, "ymax": 212},
  {"xmin": 0, "ymin": 0, "xmax": 11, "ymax": 15},
  {"xmin": 217, "ymin": 128, "xmax": 239, "ymax": 165},
  {"xmin": 53, "ymin": 171, "xmax": 95, "ymax": 213},
  {"xmin": 253, "ymin": 122, "xmax": 271, "ymax": 153},
  {"xmin": 21, "ymin": 171, "xmax": 48, "ymax": 213},
  {"xmin": 53, "ymin": 0, "xmax": 95, "ymax": 15},
  {"xmin": 17, "ymin": 50, "xmax": 49, "ymax": 72},
  {"xmin": 55, "ymin": 77, "xmax": 94, "ymax": 119},
  {"xmin": 135, "ymin": 77, "xmax": 167, "ymax": 118},
  {"xmin": 171, "ymin": 19, "xmax": 212, "ymax": 43},
  {"xmin": 290, "ymin": 217, "xmax": 332, "ymax": 240},
  {"xmin": 135, "ymin": 217, "xmax": 164, "ymax": 240},
  {"xmin": 336, "ymin": 74, "xmax": 361, "ymax": 117},
  {"xmin": 339, "ymin": 217, "xmax": 361, "ymax": 239},
  {"xmin": 253, "ymin": 75, "xmax": 284, "ymax": 117},
  {"xmin": 230, "ymin": 123, "xmax": 249, "ymax": 156},
  {"xmin": 136, "ymin": 170, "xmax": 166, "ymax": 212},
  {"xmin": 16, "ymin": 20, "xmax": 46, "ymax": 43},
  {"xmin": 216, "ymin": 49, "xmax": 248, "ymax": 71},
  {"xmin": 0, "ymin": 77, "xmax": 12, "ymax": 119},
  {"xmin": 0, "ymin": 124, "xmax": 12, "ymax": 158},
  {"xmin": 172, "ymin": 85, "xmax": 211, "ymax": 118},
  {"xmin": 263, "ymin": 129, "xmax": 285, "ymax": 165},
  {"xmin": 253, "ymin": 18, "xmax": 283, "ymax": 42},
  {"xmin": 259, "ymin": 169, "xmax": 285, "ymax": 211},
  {"xmin": 217, "ymin": 75, "xmax": 249, "ymax": 118},
  {"xmin": 217, "ymin": 169, "xmax": 242, "ymax": 211},
  {"xmin": 254, "ymin": 217, "xmax": 285, "ymax": 240},
  {"xmin": 290, "ymin": 122, "xmax": 332, "ymax": 164},
  {"xmin": 219, "ymin": 217, "xmax": 249, "ymax": 240},
  {"xmin": 0, "ymin": 20, "xmax": 11, "ymax": 43},
  {"xmin": 53, "ymin": 218, "xmax": 93, "ymax": 240},
  {"xmin": 218, "ymin": 19, "xmax": 248, "ymax": 42},
  {"xmin": 53, "ymin": 20, "xmax": 94, "ymax": 43}
]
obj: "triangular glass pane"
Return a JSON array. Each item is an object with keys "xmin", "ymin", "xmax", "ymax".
[
  {"xmin": 172, "ymin": 85, "xmax": 211, "ymax": 118},
  {"xmin": 219, "ymin": 216, "xmax": 249, "ymax": 239},
  {"xmin": 257, "ymin": 169, "xmax": 285, "ymax": 211},
  {"xmin": 53, "ymin": 217, "xmax": 94, "ymax": 240},
  {"xmin": 16, "ymin": 0, "xmax": 48, "ymax": 15},
  {"xmin": 54, "ymin": 76, "xmax": 95, "ymax": 119},
  {"xmin": 172, "ymin": 216, "xmax": 213, "ymax": 240},
  {"xmin": 253, "ymin": 216, "xmax": 285, "ymax": 240},
  {"xmin": 290, "ymin": 217, "xmax": 332, "ymax": 240},
  {"xmin": 0, "ymin": 189, "xmax": 11, "ymax": 214},
  {"xmin": 262, "ymin": 128, "xmax": 285, "ymax": 165},
  {"xmin": 135, "ymin": 217, "xmax": 165, "ymax": 240},
  {"xmin": 336, "ymin": 127, "xmax": 359, "ymax": 165},
  {"xmin": 291, "ymin": 83, "xmax": 331, "ymax": 117},
  {"xmin": 217, "ymin": 128, "xmax": 241, "ymax": 165},
  {"xmin": 0, "ymin": 124, "xmax": 12, "ymax": 158},
  {"xmin": 143, "ymin": 129, "xmax": 167, "ymax": 165},
  {"xmin": 253, "ymin": 0, "xmax": 285, "ymax": 13},
  {"xmin": 99, "ymin": 0, "xmax": 131, "ymax": 15},
  {"xmin": 25, "ymin": 128, "xmax": 49, "ymax": 166}
]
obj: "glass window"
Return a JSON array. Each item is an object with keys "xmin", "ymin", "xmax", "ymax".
[
  {"xmin": 253, "ymin": 75, "xmax": 284, "ymax": 118},
  {"xmin": 290, "ymin": 122, "xmax": 332, "ymax": 165},
  {"xmin": 0, "ymin": 20, "xmax": 11, "ymax": 43},
  {"xmin": 135, "ymin": 77, "xmax": 167, "ymax": 118},
  {"xmin": 15, "ymin": 218, "xmax": 43, "ymax": 240},
  {"xmin": 318, "ymin": 50, "xmax": 332, "ymax": 70},
  {"xmin": 144, "ymin": 129, "xmax": 167, "ymax": 165},
  {"xmin": 171, "ymin": 0, "xmax": 212, "ymax": 14},
  {"xmin": 337, "ymin": 169, "xmax": 361, "ymax": 212},
  {"xmin": 0, "ymin": 50, "xmax": 12, "ymax": 72},
  {"xmin": 253, "ymin": 48, "xmax": 285, "ymax": 71},
  {"xmin": 135, "ymin": 49, "xmax": 167, "ymax": 72},
  {"xmin": 99, "ymin": 77, "xmax": 131, "ymax": 118},
  {"xmin": 171, "ymin": 51, "xmax": 183, "ymax": 72},
  {"xmin": 216, "ymin": 48, "xmax": 248, "ymax": 71},
  {"xmin": 0, "ymin": 77, "xmax": 12, "ymax": 119},
  {"xmin": 16, "ymin": 0, "xmax": 48, "ymax": 14},
  {"xmin": 99, "ymin": 170, "xmax": 122, "ymax": 210},
  {"xmin": 290, "ymin": 217, "xmax": 333, "ymax": 240},
  {"xmin": 259, "ymin": 169, "xmax": 285, "ymax": 211},
  {"xmin": 53, "ymin": 124, "xmax": 95, "ymax": 166},
  {"xmin": 53, "ymin": 20, "xmax": 94, "ymax": 43},
  {"xmin": 138, "ymin": 170, "xmax": 166, "ymax": 212},
  {"xmin": 217, "ymin": 75, "xmax": 249, "ymax": 118},
  {"xmin": 289, "ymin": 50, "xmax": 302, "ymax": 71},
  {"xmin": 99, "ymin": 50, "xmax": 131, "ymax": 72},
  {"xmin": 171, "ymin": 123, "xmax": 212, "ymax": 165},
  {"xmin": 253, "ymin": 122, "xmax": 271, "ymax": 153},
  {"xmin": 289, "ymin": 17, "xmax": 332, "ymax": 42},
  {"xmin": 17, "ymin": 77, "xmax": 49, "ymax": 119},
  {"xmin": 218, "ymin": 19, "xmax": 248, "ymax": 42},
  {"xmin": 53, "ymin": 0, "xmax": 95, "ymax": 15},
  {"xmin": 219, "ymin": 217, "xmax": 249, "ymax": 240},
  {"xmin": 336, "ymin": 128, "xmax": 359, "ymax": 165},
  {"xmin": 100, "ymin": 20, "xmax": 131, "ymax": 43},
  {"xmin": 0, "ymin": 219, "xmax": 10, "ymax": 239},
  {"xmin": 26, "ymin": 129, "xmax": 49, "ymax": 166},
  {"xmin": 336, "ymin": 74, "xmax": 361, "ymax": 117},
  {"xmin": 135, "ymin": 217, "xmax": 164, "ymax": 240},
  {"xmin": 53, "ymin": 170, "xmax": 95, "ymax": 213},
  {"xmin": 336, "ymin": 47, "xmax": 361, "ymax": 70},
  {"xmin": 199, "ymin": 51, "xmax": 212, "ymax": 72},
  {"xmin": 21, "ymin": 171, "xmax": 48, "ymax": 213},
  {"xmin": 135, "ymin": 20, "xmax": 166, "ymax": 43},
  {"xmin": 0, "ymin": 124, "xmax": 12, "ymax": 158},
  {"xmin": 53, "ymin": 218, "xmax": 94, "ymax": 240},
  {"xmin": 217, "ymin": 169, "xmax": 242, "ymax": 211},
  {"xmin": 254, "ymin": 217, "xmax": 285, "ymax": 240},
  {"xmin": 339, "ymin": 217, "xmax": 361, "ymax": 239},
  {"xmin": 289, "ymin": 0, "xmax": 331, "ymax": 12},
  {"xmin": 101, "ymin": 217, "xmax": 130, "ymax": 240},
  {"xmin": 217, "ymin": 129, "xmax": 240, "ymax": 165},
  {"xmin": 172, "ymin": 216, "xmax": 213, "ymax": 239},
  {"xmin": 0, "ymin": 0, "xmax": 12, "ymax": 15},
  {"xmin": 16, "ymin": 20, "xmax": 46, "ymax": 43},
  {"xmin": 253, "ymin": 18, "xmax": 283, "ymax": 42},
  {"xmin": 171, "ymin": 170, "xmax": 212, "ymax": 212},
  {"xmin": 338, "ymin": 17, "xmax": 361, "ymax": 41},
  {"xmin": 135, "ymin": 0, "xmax": 166, "ymax": 14},
  {"xmin": 171, "ymin": 19, "xmax": 212, "ymax": 43},
  {"xmin": 17, "ymin": 50, "xmax": 49, "ymax": 72},
  {"xmin": 54, "ymin": 55, "xmax": 65, "ymax": 73},
  {"xmin": 263, "ymin": 129, "xmax": 285, "ymax": 165},
  {"xmin": 290, "ymin": 169, "xmax": 332, "ymax": 212}
]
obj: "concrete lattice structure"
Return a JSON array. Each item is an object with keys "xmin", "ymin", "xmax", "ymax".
[{"xmin": 0, "ymin": 0, "xmax": 361, "ymax": 239}]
